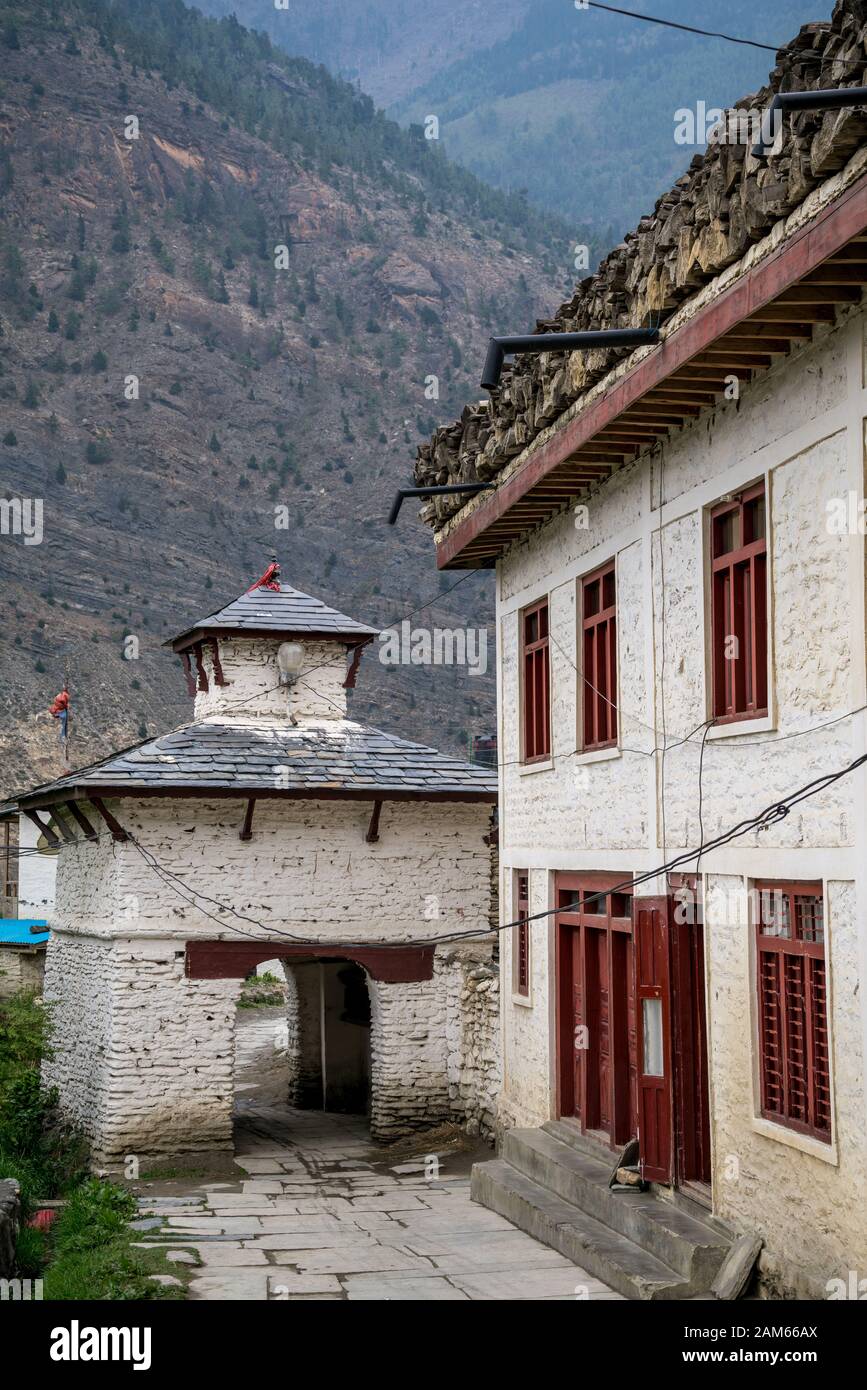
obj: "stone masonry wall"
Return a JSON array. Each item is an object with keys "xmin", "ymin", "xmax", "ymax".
[
  {"xmin": 43, "ymin": 931, "xmax": 242, "ymax": 1167},
  {"xmin": 0, "ymin": 947, "xmax": 45, "ymax": 999},
  {"xmin": 47, "ymin": 795, "xmax": 496, "ymax": 1156}
]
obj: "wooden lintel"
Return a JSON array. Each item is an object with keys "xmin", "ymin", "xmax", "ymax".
[
  {"xmin": 239, "ymin": 798, "xmax": 256, "ymax": 842},
  {"xmin": 186, "ymin": 939, "xmax": 436, "ymax": 984},
  {"xmin": 65, "ymin": 801, "xmax": 98, "ymax": 840},
  {"xmin": 23, "ymin": 809, "xmax": 61, "ymax": 849},
  {"xmin": 91, "ymin": 798, "xmax": 129, "ymax": 843},
  {"xmin": 366, "ymin": 799, "xmax": 383, "ymax": 844}
]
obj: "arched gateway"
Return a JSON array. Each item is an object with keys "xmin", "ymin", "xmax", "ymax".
[{"xmin": 15, "ymin": 568, "xmax": 499, "ymax": 1167}]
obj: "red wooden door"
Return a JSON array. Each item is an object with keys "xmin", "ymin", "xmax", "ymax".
[
  {"xmin": 556, "ymin": 875, "xmax": 638, "ymax": 1149},
  {"xmin": 570, "ymin": 926, "xmax": 583, "ymax": 1120},
  {"xmin": 592, "ymin": 928, "xmax": 611, "ymax": 1133},
  {"xmin": 670, "ymin": 877, "xmax": 711, "ymax": 1186},
  {"xmin": 634, "ymin": 898, "xmax": 673, "ymax": 1183}
]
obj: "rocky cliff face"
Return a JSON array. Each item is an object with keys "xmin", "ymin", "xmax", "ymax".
[
  {"xmin": 415, "ymin": 0, "xmax": 867, "ymax": 525},
  {"xmin": 0, "ymin": 4, "xmax": 565, "ymax": 792}
]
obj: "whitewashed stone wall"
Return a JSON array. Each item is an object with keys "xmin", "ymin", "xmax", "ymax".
[
  {"xmin": 46, "ymin": 792, "xmax": 497, "ymax": 1159},
  {"xmin": 43, "ymin": 932, "xmax": 241, "ymax": 1167},
  {"xmin": 706, "ymin": 874, "xmax": 865, "ymax": 1299},
  {"xmin": 195, "ymin": 637, "xmax": 350, "ymax": 722},
  {"xmin": 0, "ymin": 946, "xmax": 45, "ymax": 998},
  {"xmin": 494, "ymin": 299, "xmax": 867, "ymax": 1295}
]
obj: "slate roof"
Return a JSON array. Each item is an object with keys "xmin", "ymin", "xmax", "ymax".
[
  {"xmin": 18, "ymin": 721, "xmax": 498, "ymax": 806},
  {"xmin": 169, "ymin": 584, "xmax": 379, "ymax": 648}
]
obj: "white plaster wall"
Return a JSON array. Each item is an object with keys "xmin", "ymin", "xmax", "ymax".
[
  {"xmin": 499, "ymin": 868, "xmax": 554, "ymax": 1130},
  {"xmin": 706, "ymin": 874, "xmax": 867, "ymax": 1298},
  {"xmin": 54, "ymin": 797, "xmax": 492, "ymax": 941},
  {"xmin": 195, "ymin": 637, "xmax": 350, "ymax": 722},
  {"xmin": 16, "ymin": 813, "xmax": 57, "ymax": 917},
  {"xmin": 493, "ymin": 302, "xmax": 867, "ymax": 1294}
]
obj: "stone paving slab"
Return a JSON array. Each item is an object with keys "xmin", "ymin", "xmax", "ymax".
[
  {"xmin": 344, "ymin": 1274, "xmax": 469, "ymax": 1301},
  {"xmin": 168, "ymin": 1097, "xmax": 619, "ymax": 1303}
]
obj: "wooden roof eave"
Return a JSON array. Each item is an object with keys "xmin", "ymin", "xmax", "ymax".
[
  {"xmin": 436, "ymin": 170, "xmax": 867, "ymax": 570},
  {"xmin": 17, "ymin": 783, "xmax": 498, "ymax": 813}
]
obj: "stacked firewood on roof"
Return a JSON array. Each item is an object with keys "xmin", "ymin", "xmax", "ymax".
[{"xmin": 415, "ymin": 0, "xmax": 867, "ymax": 529}]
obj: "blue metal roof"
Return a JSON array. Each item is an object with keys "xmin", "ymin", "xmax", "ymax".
[{"xmin": 0, "ymin": 920, "xmax": 49, "ymax": 945}]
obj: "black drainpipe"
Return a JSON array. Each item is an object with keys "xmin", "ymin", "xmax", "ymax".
[
  {"xmin": 751, "ymin": 85, "xmax": 867, "ymax": 159},
  {"xmin": 481, "ymin": 327, "xmax": 660, "ymax": 391},
  {"xmin": 388, "ymin": 483, "xmax": 494, "ymax": 525}
]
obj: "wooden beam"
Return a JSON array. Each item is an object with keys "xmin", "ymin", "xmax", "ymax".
[
  {"xmin": 23, "ymin": 810, "xmax": 60, "ymax": 849},
  {"xmin": 49, "ymin": 808, "xmax": 77, "ymax": 844},
  {"xmin": 343, "ymin": 639, "xmax": 371, "ymax": 691},
  {"xmin": 64, "ymin": 801, "xmax": 98, "ymax": 840},
  {"xmin": 239, "ymin": 798, "xmax": 256, "ymax": 842},
  {"xmin": 366, "ymin": 800, "xmax": 383, "ymax": 844},
  {"xmin": 186, "ymin": 939, "xmax": 438, "ymax": 984},
  {"xmin": 91, "ymin": 798, "xmax": 129, "ymax": 843}
]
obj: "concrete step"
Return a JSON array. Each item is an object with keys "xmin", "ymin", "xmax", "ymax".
[
  {"xmin": 504, "ymin": 1123, "xmax": 729, "ymax": 1287},
  {"xmin": 471, "ymin": 1160, "xmax": 695, "ymax": 1301}
]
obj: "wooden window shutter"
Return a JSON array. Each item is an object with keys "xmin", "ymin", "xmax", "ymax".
[
  {"xmin": 582, "ymin": 561, "xmax": 617, "ymax": 751},
  {"xmin": 756, "ymin": 882, "xmax": 830, "ymax": 1142},
  {"xmin": 521, "ymin": 599, "xmax": 551, "ymax": 762},
  {"xmin": 514, "ymin": 873, "xmax": 530, "ymax": 997},
  {"xmin": 710, "ymin": 482, "xmax": 768, "ymax": 723}
]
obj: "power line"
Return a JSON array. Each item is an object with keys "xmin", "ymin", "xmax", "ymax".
[
  {"xmin": 585, "ymin": 2, "xmax": 779, "ymax": 53},
  {"xmin": 119, "ymin": 748, "xmax": 867, "ymax": 948}
]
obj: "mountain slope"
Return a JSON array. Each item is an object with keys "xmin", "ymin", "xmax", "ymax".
[
  {"xmin": 0, "ymin": 0, "xmax": 569, "ymax": 793},
  {"xmin": 201, "ymin": 0, "xmax": 825, "ymax": 233},
  {"xmin": 195, "ymin": 0, "xmax": 528, "ymax": 107},
  {"xmin": 392, "ymin": 0, "xmax": 825, "ymax": 233}
]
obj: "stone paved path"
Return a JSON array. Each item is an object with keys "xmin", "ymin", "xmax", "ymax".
[{"xmin": 132, "ymin": 1008, "xmax": 621, "ymax": 1301}]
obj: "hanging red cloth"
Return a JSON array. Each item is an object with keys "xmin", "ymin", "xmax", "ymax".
[
  {"xmin": 49, "ymin": 688, "xmax": 70, "ymax": 717},
  {"xmin": 247, "ymin": 561, "xmax": 281, "ymax": 592}
]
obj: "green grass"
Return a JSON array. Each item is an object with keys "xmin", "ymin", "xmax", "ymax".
[{"xmin": 42, "ymin": 1180, "xmax": 187, "ymax": 1301}]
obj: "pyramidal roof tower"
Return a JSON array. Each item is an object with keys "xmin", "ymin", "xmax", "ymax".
[
  {"xmin": 19, "ymin": 562, "xmax": 496, "ymax": 808},
  {"xmin": 167, "ymin": 560, "xmax": 379, "ymax": 724}
]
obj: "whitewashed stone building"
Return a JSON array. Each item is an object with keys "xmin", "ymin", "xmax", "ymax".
[
  {"xmin": 18, "ymin": 576, "xmax": 498, "ymax": 1166},
  {"xmin": 415, "ymin": 3, "xmax": 867, "ymax": 1298}
]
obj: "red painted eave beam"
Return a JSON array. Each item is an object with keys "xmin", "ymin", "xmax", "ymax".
[{"xmin": 437, "ymin": 170, "xmax": 867, "ymax": 569}]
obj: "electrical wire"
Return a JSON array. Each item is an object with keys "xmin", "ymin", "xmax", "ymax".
[
  {"xmin": 585, "ymin": 2, "xmax": 779, "ymax": 52},
  {"xmin": 109, "ymin": 748, "xmax": 867, "ymax": 949}
]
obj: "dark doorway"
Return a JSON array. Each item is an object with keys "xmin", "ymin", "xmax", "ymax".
[{"xmin": 288, "ymin": 959, "xmax": 371, "ymax": 1117}]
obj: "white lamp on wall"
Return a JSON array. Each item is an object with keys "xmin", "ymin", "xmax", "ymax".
[{"xmin": 277, "ymin": 641, "xmax": 304, "ymax": 687}]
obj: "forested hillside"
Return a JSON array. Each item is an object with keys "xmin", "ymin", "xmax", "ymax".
[
  {"xmin": 0, "ymin": 0, "xmax": 574, "ymax": 790},
  {"xmin": 202, "ymin": 0, "xmax": 824, "ymax": 233}
]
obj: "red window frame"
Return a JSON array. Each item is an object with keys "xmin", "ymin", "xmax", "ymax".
[
  {"xmin": 581, "ymin": 561, "xmax": 617, "ymax": 751},
  {"xmin": 755, "ymin": 880, "xmax": 831, "ymax": 1143},
  {"xmin": 521, "ymin": 597, "xmax": 550, "ymax": 762},
  {"xmin": 710, "ymin": 481, "xmax": 768, "ymax": 723},
  {"xmin": 514, "ymin": 872, "xmax": 530, "ymax": 997}
]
